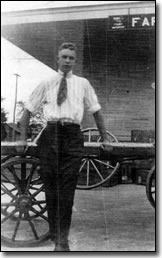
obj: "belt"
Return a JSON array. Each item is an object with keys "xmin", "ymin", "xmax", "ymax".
[{"xmin": 47, "ymin": 118, "xmax": 80, "ymax": 127}]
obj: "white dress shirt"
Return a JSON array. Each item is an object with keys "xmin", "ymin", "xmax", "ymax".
[{"xmin": 25, "ymin": 70, "xmax": 101, "ymax": 125}]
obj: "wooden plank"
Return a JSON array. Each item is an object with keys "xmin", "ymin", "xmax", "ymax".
[
  {"xmin": 1, "ymin": 141, "xmax": 37, "ymax": 147},
  {"xmin": 84, "ymin": 142, "xmax": 155, "ymax": 160},
  {"xmin": 84, "ymin": 142, "xmax": 154, "ymax": 148},
  {"xmin": 1, "ymin": 141, "xmax": 154, "ymax": 148},
  {"xmin": 1, "ymin": 141, "xmax": 155, "ymax": 159}
]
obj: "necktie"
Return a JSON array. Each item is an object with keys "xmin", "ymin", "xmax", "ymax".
[{"xmin": 57, "ymin": 73, "xmax": 67, "ymax": 106}]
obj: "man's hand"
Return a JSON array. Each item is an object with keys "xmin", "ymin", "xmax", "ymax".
[
  {"xmin": 102, "ymin": 137, "xmax": 110, "ymax": 144},
  {"xmin": 15, "ymin": 139, "xmax": 28, "ymax": 153},
  {"xmin": 16, "ymin": 140, "xmax": 27, "ymax": 146},
  {"xmin": 101, "ymin": 136, "xmax": 110, "ymax": 150}
]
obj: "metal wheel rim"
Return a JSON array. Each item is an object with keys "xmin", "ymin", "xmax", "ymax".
[
  {"xmin": 146, "ymin": 165, "xmax": 155, "ymax": 208},
  {"xmin": 1, "ymin": 157, "xmax": 50, "ymax": 246},
  {"xmin": 77, "ymin": 128, "xmax": 119, "ymax": 189},
  {"xmin": 77, "ymin": 159, "xmax": 119, "ymax": 189}
]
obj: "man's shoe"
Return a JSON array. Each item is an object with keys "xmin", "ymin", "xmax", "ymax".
[{"xmin": 54, "ymin": 243, "xmax": 70, "ymax": 251}]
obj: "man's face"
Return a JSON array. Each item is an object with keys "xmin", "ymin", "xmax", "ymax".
[{"xmin": 57, "ymin": 48, "xmax": 76, "ymax": 73}]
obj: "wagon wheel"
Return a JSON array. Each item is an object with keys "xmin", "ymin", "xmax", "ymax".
[
  {"xmin": 77, "ymin": 128, "xmax": 119, "ymax": 189},
  {"xmin": 1, "ymin": 155, "xmax": 15, "ymax": 164},
  {"xmin": 81, "ymin": 127, "xmax": 118, "ymax": 143},
  {"xmin": 1, "ymin": 157, "xmax": 45, "ymax": 219},
  {"xmin": 146, "ymin": 165, "xmax": 155, "ymax": 208},
  {"xmin": 1, "ymin": 157, "xmax": 50, "ymax": 247},
  {"xmin": 1, "ymin": 153, "xmax": 28, "ymax": 164}
]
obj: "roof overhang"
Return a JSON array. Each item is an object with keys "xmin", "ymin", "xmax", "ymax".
[
  {"xmin": 2, "ymin": 1, "xmax": 155, "ymax": 25},
  {"xmin": 1, "ymin": 1, "xmax": 155, "ymax": 70}
]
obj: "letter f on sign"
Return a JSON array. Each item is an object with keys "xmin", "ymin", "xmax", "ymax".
[{"xmin": 132, "ymin": 17, "xmax": 140, "ymax": 27}]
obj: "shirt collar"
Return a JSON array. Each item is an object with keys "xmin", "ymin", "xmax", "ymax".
[{"xmin": 58, "ymin": 69, "xmax": 72, "ymax": 78}]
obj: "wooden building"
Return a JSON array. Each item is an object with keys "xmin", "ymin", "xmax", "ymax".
[{"xmin": 1, "ymin": 1, "xmax": 155, "ymax": 141}]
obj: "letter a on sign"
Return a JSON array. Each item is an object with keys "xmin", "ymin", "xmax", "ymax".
[{"xmin": 142, "ymin": 17, "xmax": 150, "ymax": 26}]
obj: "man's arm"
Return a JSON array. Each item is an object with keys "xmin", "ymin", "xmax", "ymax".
[
  {"xmin": 18, "ymin": 108, "xmax": 31, "ymax": 141},
  {"xmin": 93, "ymin": 109, "xmax": 109, "ymax": 142}
]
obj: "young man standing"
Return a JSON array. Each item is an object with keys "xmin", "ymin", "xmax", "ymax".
[{"xmin": 19, "ymin": 42, "xmax": 109, "ymax": 251}]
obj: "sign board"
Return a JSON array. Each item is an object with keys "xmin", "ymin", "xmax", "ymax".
[{"xmin": 108, "ymin": 14, "xmax": 155, "ymax": 30}]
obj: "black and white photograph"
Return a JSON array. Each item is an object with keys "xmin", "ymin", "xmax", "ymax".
[{"xmin": 1, "ymin": 1, "xmax": 156, "ymax": 253}]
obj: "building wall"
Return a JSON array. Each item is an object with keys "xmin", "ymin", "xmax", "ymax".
[
  {"xmin": 1, "ymin": 20, "xmax": 84, "ymax": 74},
  {"xmin": 81, "ymin": 18, "xmax": 155, "ymax": 141},
  {"xmin": 1, "ymin": 3, "xmax": 155, "ymax": 141}
]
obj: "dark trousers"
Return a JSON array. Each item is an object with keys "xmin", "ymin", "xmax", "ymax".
[{"xmin": 37, "ymin": 122, "xmax": 84, "ymax": 244}]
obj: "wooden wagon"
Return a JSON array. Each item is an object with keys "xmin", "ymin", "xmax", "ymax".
[{"xmin": 1, "ymin": 128, "xmax": 155, "ymax": 247}]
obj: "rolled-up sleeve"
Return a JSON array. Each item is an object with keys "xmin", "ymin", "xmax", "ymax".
[
  {"xmin": 25, "ymin": 81, "xmax": 47, "ymax": 114},
  {"xmin": 84, "ymin": 79, "xmax": 101, "ymax": 114}
]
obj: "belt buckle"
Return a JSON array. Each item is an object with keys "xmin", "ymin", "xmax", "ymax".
[
  {"xmin": 60, "ymin": 120, "xmax": 65, "ymax": 126},
  {"xmin": 59, "ymin": 118, "xmax": 74, "ymax": 126},
  {"xmin": 59, "ymin": 119, "xmax": 66, "ymax": 126}
]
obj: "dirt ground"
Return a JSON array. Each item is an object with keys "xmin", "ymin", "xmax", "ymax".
[{"xmin": 1, "ymin": 184, "xmax": 155, "ymax": 252}]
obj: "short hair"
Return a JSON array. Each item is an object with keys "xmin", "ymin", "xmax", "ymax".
[{"xmin": 58, "ymin": 42, "xmax": 77, "ymax": 52}]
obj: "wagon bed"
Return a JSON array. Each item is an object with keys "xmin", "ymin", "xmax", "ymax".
[
  {"xmin": 1, "ymin": 139, "xmax": 155, "ymax": 247},
  {"xmin": 1, "ymin": 141, "xmax": 155, "ymax": 158}
]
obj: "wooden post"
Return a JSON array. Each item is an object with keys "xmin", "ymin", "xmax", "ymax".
[{"xmin": 12, "ymin": 73, "xmax": 20, "ymax": 141}]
